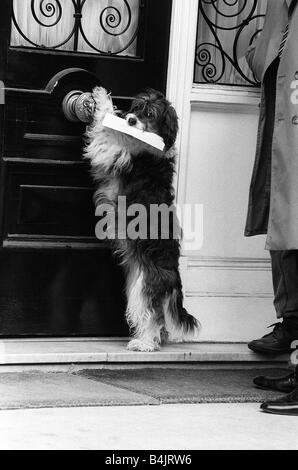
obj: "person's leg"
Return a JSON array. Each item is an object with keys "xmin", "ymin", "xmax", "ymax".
[
  {"xmin": 271, "ymin": 250, "xmax": 298, "ymax": 321},
  {"xmin": 248, "ymin": 250, "xmax": 298, "ymax": 353}
]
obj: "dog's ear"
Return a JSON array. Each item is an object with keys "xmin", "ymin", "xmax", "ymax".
[{"xmin": 161, "ymin": 105, "xmax": 179, "ymax": 150}]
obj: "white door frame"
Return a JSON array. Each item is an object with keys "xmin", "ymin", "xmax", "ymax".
[{"xmin": 166, "ymin": 0, "xmax": 200, "ymax": 206}]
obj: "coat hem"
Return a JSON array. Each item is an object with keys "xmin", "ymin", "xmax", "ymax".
[{"xmin": 244, "ymin": 230, "xmax": 267, "ymax": 237}]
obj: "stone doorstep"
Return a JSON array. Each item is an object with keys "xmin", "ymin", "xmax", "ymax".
[{"xmin": 0, "ymin": 339, "xmax": 289, "ymax": 372}]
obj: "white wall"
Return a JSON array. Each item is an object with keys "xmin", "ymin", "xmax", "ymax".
[
  {"xmin": 187, "ymin": 104, "xmax": 264, "ymax": 259},
  {"xmin": 183, "ymin": 102, "xmax": 274, "ymax": 342}
]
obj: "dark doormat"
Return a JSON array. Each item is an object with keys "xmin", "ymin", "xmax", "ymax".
[
  {"xmin": 79, "ymin": 368, "xmax": 291, "ymax": 404},
  {"xmin": 0, "ymin": 372, "xmax": 158, "ymax": 410},
  {"xmin": 0, "ymin": 368, "xmax": 291, "ymax": 410}
]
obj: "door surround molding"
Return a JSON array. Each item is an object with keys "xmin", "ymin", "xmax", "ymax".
[{"xmin": 166, "ymin": 0, "xmax": 199, "ymax": 205}]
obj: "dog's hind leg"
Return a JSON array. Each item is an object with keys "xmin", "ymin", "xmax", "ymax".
[
  {"xmin": 125, "ymin": 266, "xmax": 163, "ymax": 352},
  {"xmin": 164, "ymin": 287, "xmax": 200, "ymax": 344}
]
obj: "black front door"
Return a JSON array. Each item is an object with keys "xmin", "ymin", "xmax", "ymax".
[{"xmin": 0, "ymin": 0, "xmax": 173, "ymax": 336}]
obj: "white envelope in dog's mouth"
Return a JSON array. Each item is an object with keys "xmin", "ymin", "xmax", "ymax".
[{"xmin": 102, "ymin": 113, "xmax": 165, "ymax": 152}]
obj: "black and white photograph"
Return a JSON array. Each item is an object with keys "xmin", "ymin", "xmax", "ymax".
[{"xmin": 0, "ymin": 0, "xmax": 298, "ymax": 452}]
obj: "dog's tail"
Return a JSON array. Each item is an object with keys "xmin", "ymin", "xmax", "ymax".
[{"xmin": 168, "ymin": 288, "xmax": 199, "ymax": 335}]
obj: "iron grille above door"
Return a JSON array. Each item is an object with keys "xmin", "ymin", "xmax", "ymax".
[
  {"xmin": 11, "ymin": 0, "xmax": 143, "ymax": 56},
  {"xmin": 194, "ymin": 0, "xmax": 267, "ymax": 87}
]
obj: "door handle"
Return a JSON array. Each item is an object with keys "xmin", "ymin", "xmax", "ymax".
[{"xmin": 62, "ymin": 90, "xmax": 96, "ymax": 123}]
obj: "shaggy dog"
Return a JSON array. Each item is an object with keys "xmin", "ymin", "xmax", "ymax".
[{"xmin": 84, "ymin": 87, "xmax": 199, "ymax": 351}]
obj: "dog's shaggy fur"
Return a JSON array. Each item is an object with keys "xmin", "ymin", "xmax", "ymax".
[{"xmin": 84, "ymin": 87, "xmax": 199, "ymax": 351}]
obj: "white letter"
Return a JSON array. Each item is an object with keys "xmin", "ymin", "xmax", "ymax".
[
  {"xmin": 0, "ymin": 81, "xmax": 4, "ymax": 105},
  {"xmin": 127, "ymin": 203, "xmax": 147, "ymax": 240},
  {"xmin": 291, "ymin": 80, "xmax": 298, "ymax": 105},
  {"xmin": 180, "ymin": 204, "xmax": 204, "ymax": 252},
  {"xmin": 95, "ymin": 204, "xmax": 115, "ymax": 240},
  {"xmin": 149, "ymin": 204, "xmax": 181, "ymax": 240},
  {"xmin": 290, "ymin": 340, "xmax": 298, "ymax": 366},
  {"xmin": 117, "ymin": 196, "xmax": 127, "ymax": 239}
]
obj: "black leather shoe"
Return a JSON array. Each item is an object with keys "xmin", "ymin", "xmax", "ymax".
[
  {"xmin": 261, "ymin": 388, "xmax": 298, "ymax": 415},
  {"xmin": 248, "ymin": 320, "xmax": 298, "ymax": 354},
  {"xmin": 253, "ymin": 372, "xmax": 296, "ymax": 393}
]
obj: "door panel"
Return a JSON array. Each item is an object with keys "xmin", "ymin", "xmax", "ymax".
[
  {"xmin": 3, "ymin": 69, "xmax": 99, "ymax": 248},
  {"xmin": 0, "ymin": 250, "xmax": 127, "ymax": 336},
  {"xmin": 0, "ymin": 0, "xmax": 173, "ymax": 336},
  {"xmin": 4, "ymin": 164, "xmax": 94, "ymax": 238}
]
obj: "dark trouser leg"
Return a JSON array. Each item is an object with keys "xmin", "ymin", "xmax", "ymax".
[
  {"xmin": 248, "ymin": 252, "xmax": 298, "ymax": 353},
  {"xmin": 270, "ymin": 250, "xmax": 298, "ymax": 320}
]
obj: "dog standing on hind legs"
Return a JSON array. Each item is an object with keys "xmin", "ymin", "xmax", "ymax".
[{"xmin": 84, "ymin": 87, "xmax": 200, "ymax": 351}]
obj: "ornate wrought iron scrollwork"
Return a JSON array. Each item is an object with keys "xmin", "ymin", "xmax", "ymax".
[
  {"xmin": 194, "ymin": 0, "xmax": 267, "ymax": 87},
  {"xmin": 79, "ymin": 0, "xmax": 138, "ymax": 54},
  {"xmin": 100, "ymin": 2, "xmax": 131, "ymax": 36},
  {"xmin": 11, "ymin": 0, "xmax": 143, "ymax": 56},
  {"xmin": 12, "ymin": 0, "xmax": 77, "ymax": 50},
  {"xmin": 31, "ymin": 0, "xmax": 63, "ymax": 27}
]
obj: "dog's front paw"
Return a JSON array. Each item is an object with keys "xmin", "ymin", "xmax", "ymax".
[
  {"xmin": 93, "ymin": 86, "xmax": 109, "ymax": 102},
  {"xmin": 92, "ymin": 86, "xmax": 114, "ymax": 115},
  {"xmin": 127, "ymin": 339, "xmax": 159, "ymax": 352}
]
